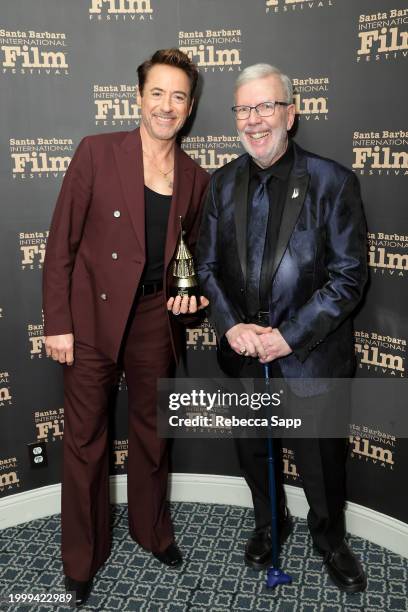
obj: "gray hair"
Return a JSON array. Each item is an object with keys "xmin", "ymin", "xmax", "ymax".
[{"xmin": 235, "ymin": 64, "xmax": 293, "ymax": 103}]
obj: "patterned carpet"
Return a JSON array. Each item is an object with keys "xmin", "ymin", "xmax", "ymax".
[{"xmin": 0, "ymin": 502, "xmax": 407, "ymax": 611}]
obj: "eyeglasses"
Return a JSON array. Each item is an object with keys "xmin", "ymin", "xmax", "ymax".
[{"xmin": 231, "ymin": 101, "xmax": 289, "ymax": 120}]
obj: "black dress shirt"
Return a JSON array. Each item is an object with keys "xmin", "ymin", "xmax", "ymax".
[{"xmin": 247, "ymin": 141, "xmax": 294, "ymax": 313}]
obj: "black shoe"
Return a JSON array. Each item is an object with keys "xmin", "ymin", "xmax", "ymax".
[
  {"xmin": 244, "ymin": 511, "xmax": 293, "ymax": 571},
  {"xmin": 322, "ymin": 541, "xmax": 367, "ymax": 592},
  {"xmin": 152, "ymin": 542, "xmax": 183, "ymax": 568},
  {"xmin": 64, "ymin": 576, "xmax": 93, "ymax": 607}
]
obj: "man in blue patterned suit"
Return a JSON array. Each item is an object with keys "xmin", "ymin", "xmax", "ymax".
[{"xmin": 196, "ymin": 64, "xmax": 367, "ymax": 592}]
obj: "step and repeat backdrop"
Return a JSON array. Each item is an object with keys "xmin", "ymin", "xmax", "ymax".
[{"xmin": 1, "ymin": 0, "xmax": 407, "ymax": 525}]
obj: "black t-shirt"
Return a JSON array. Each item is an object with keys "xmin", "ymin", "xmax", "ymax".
[{"xmin": 141, "ymin": 185, "xmax": 172, "ymax": 284}]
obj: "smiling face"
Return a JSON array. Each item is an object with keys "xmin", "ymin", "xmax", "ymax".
[
  {"xmin": 235, "ymin": 74, "xmax": 295, "ymax": 168},
  {"xmin": 137, "ymin": 63, "xmax": 193, "ymax": 143}
]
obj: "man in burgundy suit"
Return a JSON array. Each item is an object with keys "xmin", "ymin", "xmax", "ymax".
[{"xmin": 43, "ymin": 49, "xmax": 209, "ymax": 606}]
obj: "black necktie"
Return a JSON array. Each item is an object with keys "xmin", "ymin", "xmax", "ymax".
[{"xmin": 246, "ymin": 173, "xmax": 270, "ymax": 317}]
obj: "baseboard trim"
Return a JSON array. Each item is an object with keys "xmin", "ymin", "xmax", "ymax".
[{"xmin": 1, "ymin": 474, "xmax": 407, "ymax": 558}]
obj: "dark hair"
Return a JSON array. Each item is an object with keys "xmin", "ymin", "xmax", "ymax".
[{"xmin": 137, "ymin": 48, "xmax": 198, "ymax": 98}]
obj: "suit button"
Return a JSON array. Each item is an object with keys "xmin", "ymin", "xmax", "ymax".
[
  {"xmin": 240, "ymin": 288, "xmax": 244, "ymax": 293},
  {"xmin": 111, "ymin": 252, "xmax": 118, "ymax": 260},
  {"xmin": 113, "ymin": 210, "xmax": 121, "ymax": 218},
  {"xmin": 100, "ymin": 293, "xmax": 107, "ymax": 300}
]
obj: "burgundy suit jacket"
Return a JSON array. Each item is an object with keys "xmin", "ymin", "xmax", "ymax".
[{"xmin": 42, "ymin": 128, "xmax": 210, "ymax": 362}]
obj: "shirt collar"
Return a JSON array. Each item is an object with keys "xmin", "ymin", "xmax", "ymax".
[{"xmin": 250, "ymin": 140, "xmax": 293, "ymax": 181}]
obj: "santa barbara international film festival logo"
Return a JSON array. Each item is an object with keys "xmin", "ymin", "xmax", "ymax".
[
  {"xmin": 113, "ymin": 440, "xmax": 128, "ymax": 469},
  {"xmin": 35, "ymin": 408, "xmax": 64, "ymax": 442},
  {"xmin": 354, "ymin": 330, "xmax": 406, "ymax": 377},
  {"xmin": 182, "ymin": 136, "xmax": 241, "ymax": 173},
  {"xmin": 349, "ymin": 424, "xmax": 395, "ymax": 470},
  {"xmin": 0, "ymin": 372, "xmax": 13, "ymax": 408},
  {"xmin": 93, "ymin": 84, "xmax": 141, "ymax": 127},
  {"xmin": 0, "ymin": 457, "xmax": 20, "ymax": 495},
  {"xmin": 265, "ymin": 0, "xmax": 334, "ymax": 15},
  {"xmin": 10, "ymin": 137, "xmax": 74, "ymax": 180},
  {"xmin": 28, "ymin": 319, "xmax": 46, "ymax": 359},
  {"xmin": 356, "ymin": 8, "xmax": 408, "ymax": 63},
  {"xmin": 179, "ymin": 28, "xmax": 242, "ymax": 73},
  {"xmin": 0, "ymin": 27, "xmax": 69, "ymax": 75},
  {"xmin": 292, "ymin": 76, "xmax": 329, "ymax": 121},
  {"xmin": 19, "ymin": 231, "xmax": 48, "ymax": 271},
  {"xmin": 282, "ymin": 447, "xmax": 299, "ymax": 481},
  {"xmin": 89, "ymin": 0, "xmax": 154, "ymax": 21},
  {"xmin": 352, "ymin": 129, "xmax": 408, "ymax": 176},
  {"xmin": 368, "ymin": 230, "xmax": 408, "ymax": 278},
  {"xmin": 185, "ymin": 318, "xmax": 217, "ymax": 351}
]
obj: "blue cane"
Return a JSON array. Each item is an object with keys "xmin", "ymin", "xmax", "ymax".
[{"xmin": 263, "ymin": 363, "xmax": 292, "ymax": 589}]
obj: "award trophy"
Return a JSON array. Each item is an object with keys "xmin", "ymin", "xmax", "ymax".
[{"xmin": 170, "ymin": 216, "xmax": 199, "ymax": 297}]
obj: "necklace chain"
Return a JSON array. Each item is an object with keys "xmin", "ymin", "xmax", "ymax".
[{"xmin": 143, "ymin": 149, "xmax": 174, "ymax": 177}]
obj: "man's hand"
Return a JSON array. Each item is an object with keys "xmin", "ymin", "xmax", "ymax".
[
  {"xmin": 225, "ymin": 323, "xmax": 272, "ymax": 359},
  {"xmin": 167, "ymin": 295, "xmax": 209, "ymax": 315},
  {"xmin": 258, "ymin": 329, "xmax": 292, "ymax": 363},
  {"xmin": 45, "ymin": 333, "xmax": 74, "ymax": 365}
]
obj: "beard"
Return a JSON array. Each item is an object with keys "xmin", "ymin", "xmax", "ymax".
[{"xmin": 238, "ymin": 124, "xmax": 288, "ymax": 168}]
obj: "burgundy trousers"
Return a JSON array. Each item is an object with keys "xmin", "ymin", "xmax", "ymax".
[{"xmin": 61, "ymin": 291, "xmax": 175, "ymax": 581}]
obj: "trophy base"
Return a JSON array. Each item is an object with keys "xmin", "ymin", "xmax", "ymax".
[{"xmin": 170, "ymin": 285, "xmax": 199, "ymax": 298}]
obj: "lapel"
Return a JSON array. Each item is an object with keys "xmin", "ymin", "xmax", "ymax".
[
  {"xmin": 270, "ymin": 143, "xmax": 310, "ymax": 279},
  {"xmin": 164, "ymin": 146, "xmax": 195, "ymax": 267},
  {"xmin": 113, "ymin": 128, "xmax": 145, "ymax": 255},
  {"xmin": 233, "ymin": 155, "xmax": 250, "ymax": 282},
  {"xmin": 113, "ymin": 128, "xmax": 194, "ymax": 263}
]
